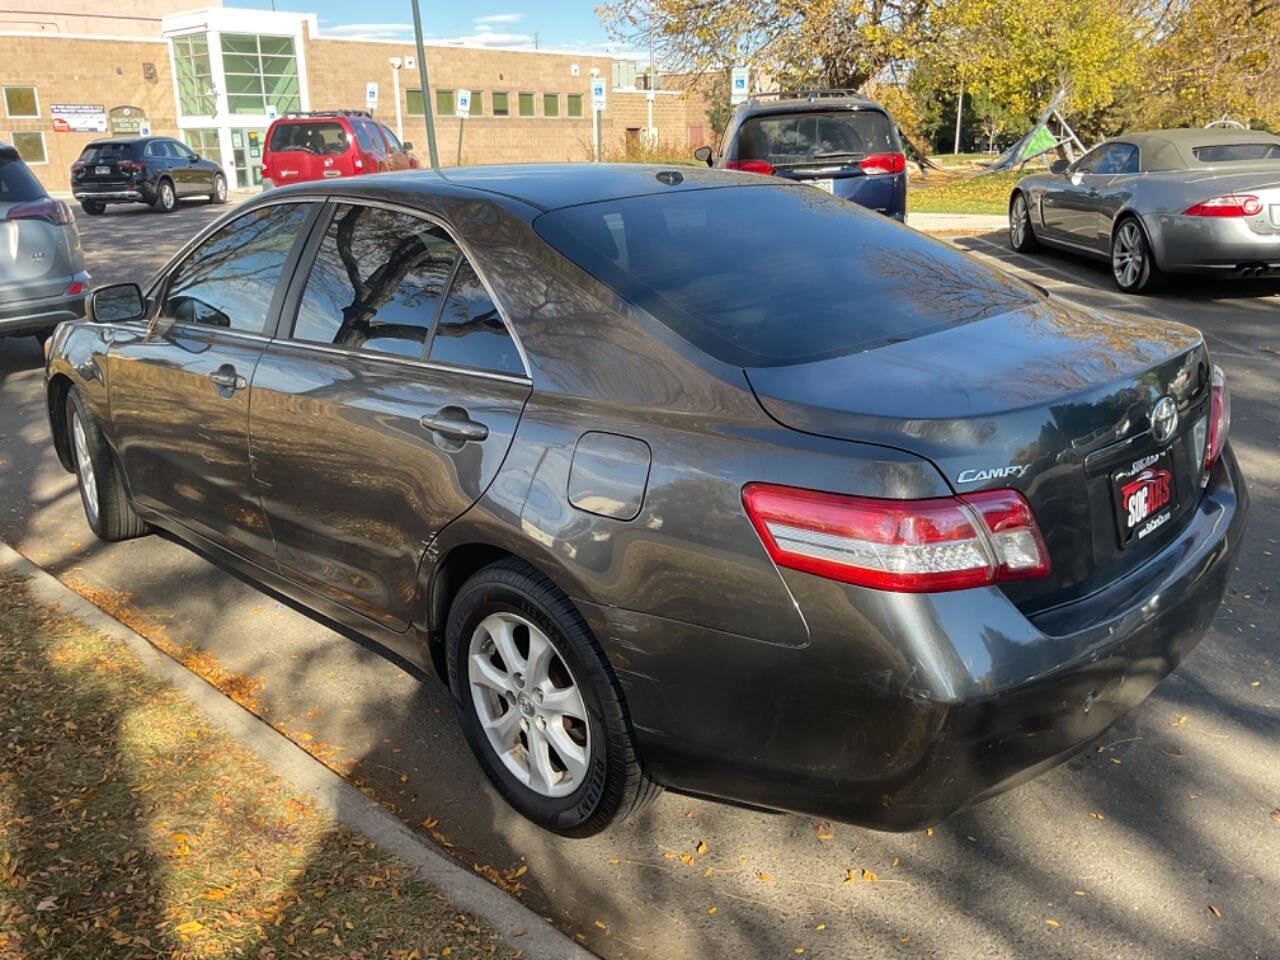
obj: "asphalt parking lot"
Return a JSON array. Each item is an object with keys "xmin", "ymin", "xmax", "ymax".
[{"xmin": 1, "ymin": 201, "xmax": 1277, "ymax": 960}]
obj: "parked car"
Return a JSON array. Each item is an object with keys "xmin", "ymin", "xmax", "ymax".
[
  {"xmin": 1, "ymin": 143, "xmax": 90, "ymax": 344},
  {"xmin": 46, "ymin": 166, "xmax": 1246, "ymax": 836},
  {"xmin": 262, "ymin": 110, "xmax": 418, "ymax": 189},
  {"xmin": 1010, "ymin": 127, "xmax": 1280, "ymax": 292},
  {"xmin": 695, "ymin": 90, "xmax": 908, "ymax": 220},
  {"xmin": 71, "ymin": 136, "xmax": 228, "ymax": 215}
]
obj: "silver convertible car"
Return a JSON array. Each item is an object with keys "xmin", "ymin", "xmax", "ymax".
[{"xmin": 1009, "ymin": 128, "xmax": 1280, "ymax": 292}]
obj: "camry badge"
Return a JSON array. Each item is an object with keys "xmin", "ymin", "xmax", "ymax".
[
  {"xmin": 1150, "ymin": 396, "xmax": 1178, "ymax": 445},
  {"xmin": 956, "ymin": 464, "xmax": 1028, "ymax": 484}
]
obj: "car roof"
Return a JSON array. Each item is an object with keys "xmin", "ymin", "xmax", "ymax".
[
  {"xmin": 84, "ymin": 136, "xmax": 164, "ymax": 146},
  {"xmin": 735, "ymin": 93, "xmax": 888, "ymax": 118},
  {"xmin": 1112, "ymin": 128, "xmax": 1280, "ymax": 170},
  {"xmin": 344, "ymin": 163, "xmax": 771, "ymax": 213}
]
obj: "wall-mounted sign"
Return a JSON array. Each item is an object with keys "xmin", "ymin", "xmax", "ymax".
[
  {"xmin": 108, "ymin": 105, "xmax": 147, "ymax": 136},
  {"xmin": 404, "ymin": 55, "xmax": 416, "ymax": 70},
  {"xmin": 266, "ymin": 103, "xmax": 278, "ymax": 121},
  {"xmin": 248, "ymin": 130, "xmax": 262, "ymax": 158},
  {"xmin": 51, "ymin": 103, "xmax": 106, "ymax": 133},
  {"xmin": 571, "ymin": 63, "xmax": 580, "ymax": 77}
]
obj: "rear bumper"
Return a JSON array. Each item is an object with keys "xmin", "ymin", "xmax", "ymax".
[
  {"xmin": 584, "ymin": 447, "xmax": 1247, "ymax": 829},
  {"xmin": 73, "ymin": 184, "xmax": 150, "ymax": 203},
  {"xmin": 1147, "ymin": 213, "xmax": 1280, "ymax": 273},
  {"xmin": 0, "ymin": 281, "xmax": 89, "ymax": 335}
]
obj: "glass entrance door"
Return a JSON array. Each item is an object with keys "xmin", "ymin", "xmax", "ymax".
[{"xmin": 230, "ymin": 128, "xmax": 265, "ymax": 188}]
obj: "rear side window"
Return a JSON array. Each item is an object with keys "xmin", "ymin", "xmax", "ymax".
[
  {"xmin": 735, "ymin": 110, "xmax": 894, "ymax": 166},
  {"xmin": 0, "ymin": 150, "xmax": 44, "ymax": 202},
  {"xmin": 534, "ymin": 185, "xmax": 1038, "ymax": 367},
  {"xmin": 144, "ymin": 140, "xmax": 174, "ymax": 158},
  {"xmin": 161, "ymin": 203, "xmax": 313, "ymax": 333},
  {"xmin": 267, "ymin": 121, "xmax": 349, "ymax": 156},
  {"xmin": 292, "ymin": 204, "xmax": 459, "ymax": 359},
  {"xmin": 350, "ymin": 120, "xmax": 377, "ymax": 151},
  {"xmin": 1193, "ymin": 142, "xmax": 1280, "ymax": 162},
  {"xmin": 429, "ymin": 260, "xmax": 523, "ymax": 375},
  {"xmin": 78, "ymin": 143, "xmax": 135, "ymax": 164}
]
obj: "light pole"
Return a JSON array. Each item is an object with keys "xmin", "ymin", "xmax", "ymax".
[
  {"xmin": 389, "ymin": 57, "xmax": 403, "ymax": 141},
  {"xmin": 590, "ymin": 67, "xmax": 601, "ymax": 162},
  {"xmin": 410, "ymin": 0, "xmax": 439, "ymax": 169}
]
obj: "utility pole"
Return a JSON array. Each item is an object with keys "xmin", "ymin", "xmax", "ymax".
[
  {"xmin": 389, "ymin": 57, "xmax": 403, "ymax": 141},
  {"xmin": 410, "ymin": 0, "xmax": 439, "ymax": 168},
  {"xmin": 953, "ymin": 79, "xmax": 964, "ymax": 155}
]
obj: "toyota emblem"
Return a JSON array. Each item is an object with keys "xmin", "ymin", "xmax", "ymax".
[{"xmin": 1150, "ymin": 396, "xmax": 1178, "ymax": 445}]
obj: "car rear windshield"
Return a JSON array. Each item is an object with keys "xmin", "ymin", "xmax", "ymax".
[
  {"xmin": 268, "ymin": 121, "xmax": 349, "ymax": 155},
  {"xmin": 736, "ymin": 109, "xmax": 894, "ymax": 166},
  {"xmin": 0, "ymin": 150, "xmax": 45, "ymax": 202},
  {"xmin": 533, "ymin": 184, "xmax": 1038, "ymax": 367},
  {"xmin": 78, "ymin": 143, "xmax": 136, "ymax": 163},
  {"xmin": 1192, "ymin": 142, "xmax": 1280, "ymax": 162}
]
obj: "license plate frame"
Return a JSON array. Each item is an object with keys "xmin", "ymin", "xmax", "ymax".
[
  {"xmin": 1112, "ymin": 451, "xmax": 1177, "ymax": 546},
  {"xmin": 95, "ymin": 165, "xmax": 111, "ymax": 176}
]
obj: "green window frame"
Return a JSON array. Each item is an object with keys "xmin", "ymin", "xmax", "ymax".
[
  {"xmin": 491, "ymin": 92, "xmax": 509, "ymax": 117},
  {"xmin": 219, "ymin": 33, "xmax": 300, "ymax": 115},
  {"xmin": 11, "ymin": 131, "xmax": 46, "ymax": 164},
  {"xmin": 3, "ymin": 86, "xmax": 39, "ymax": 118},
  {"xmin": 436, "ymin": 89, "xmax": 454, "ymax": 116},
  {"xmin": 518, "ymin": 92, "xmax": 534, "ymax": 117},
  {"xmin": 543, "ymin": 93, "xmax": 559, "ymax": 117},
  {"xmin": 172, "ymin": 33, "xmax": 216, "ymax": 116},
  {"xmin": 566, "ymin": 93, "xmax": 583, "ymax": 118}
]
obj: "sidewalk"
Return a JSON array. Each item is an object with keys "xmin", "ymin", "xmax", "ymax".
[
  {"xmin": 0, "ymin": 541, "xmax": 592, "ymax": 960},
  {"xmin": 908, "ymin": 212, "xmax": 1007, "ymax": 235}
]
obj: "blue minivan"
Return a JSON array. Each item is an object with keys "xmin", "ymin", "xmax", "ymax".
[{"xmin": 695, "ymin": 91, "xmax": 908, "ymax": 221}]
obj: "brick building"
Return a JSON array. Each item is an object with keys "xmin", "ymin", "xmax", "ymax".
[{"xmin": 0, "ymin": 2, "xmax": 714, "ymax": 193}]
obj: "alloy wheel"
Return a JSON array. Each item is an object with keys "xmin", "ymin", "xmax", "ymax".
[
  {"xmin": 467, "ymin": 611, "xmax": 590, "ymax": 798},
  {"xmin": 71, "ymin": 411, "xmax": 98, "ymax": 521},
  {"xmin": 215, "ymin": 176, "xmax": 227, "ymax": 202},
  {"xmin": 160, "ymin": 183, "xmax": 175, "ymax": 211},
  {"xmin": 1113, "ymin": 221, "xmax": 1144, "ymax": 288},
  {"xmin": 1011, "ymin": 195, "xmax": 1027, "ymax": 248}
]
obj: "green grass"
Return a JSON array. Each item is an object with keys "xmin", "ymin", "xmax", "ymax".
[
  {"xmin": 908, "ymin": 170, "xmax": 1024, "ymax": 215},
  {"xmin": 0, "ymin": 574, "xmax": 517, "ymax": 960},
  {"xmin": 928, "ymin": 151, "xmax": 1000, "ymax": 167}
]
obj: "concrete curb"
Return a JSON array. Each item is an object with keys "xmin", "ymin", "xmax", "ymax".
[
  {"xmin": 0, "ymin": 540, "xmax": 595, "ymax": 960},
  {"xmin": 909, "ymin": 212, "xmax": 1007, "ymax": 235}
]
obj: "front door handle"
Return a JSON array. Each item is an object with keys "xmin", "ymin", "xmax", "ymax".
[
  {"xmin": 209, "ymin": 369, "xmax": 247, "ymax": 391},
  {"xmin": 420, "ymin": 407, "xmax": 488, "ymax": 442}
]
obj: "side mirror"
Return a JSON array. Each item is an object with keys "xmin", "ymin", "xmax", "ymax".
[
  {"xmin": 89, "ymin": 283, "xmax": 145, "ymax": 324},
  {"xmin": 693, "ymin": 145, "xmax": 713, "ymax": 166},
  {"xmin": 191, "ymin": 153, "xmax": 201, "ymax": 162},
  {"xmin": 401, "ymin": 141, "xmax": 414, "ymax": 152},
  {"xmin": 1049, "ymin": 158, "xmax": 1070, "ymax": 175}
]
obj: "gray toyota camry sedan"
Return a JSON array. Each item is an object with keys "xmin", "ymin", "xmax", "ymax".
[
  {"xmin": 1010, "ymin": 127, "xmax": 1280, "ymax": 292},
  {"xmin": 45, "ymin": 165, "xmax": 1247, "ymax": 837}
]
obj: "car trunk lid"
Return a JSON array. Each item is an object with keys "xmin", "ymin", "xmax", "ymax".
[
  {"xmin": 745, "ymin": 300, "xmax": 1211, "ymax": 613},
  {"xmin": 266, "ymin": 121, "xmax": 357, "ymax": 185},
  {"xmin": 74, "ymin": 142, "xmax": 138, "ymax": 186}
]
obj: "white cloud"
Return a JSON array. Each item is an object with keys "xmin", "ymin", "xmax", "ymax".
[
  {"xmin": 318, "ymin": 22, "xmax": 417, "ymax": 41},
  {"xmin": 473, "ymin": 13, "xmax": 524, "ymax": 25},
  {"xmin": 447, "ymin": 30, "xmax": 534, "ymax": 47}
]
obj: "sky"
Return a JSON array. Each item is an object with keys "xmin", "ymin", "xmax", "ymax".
[{"xmin": 235, "ymin": 0, "xmax": 640, "ymax": 57}]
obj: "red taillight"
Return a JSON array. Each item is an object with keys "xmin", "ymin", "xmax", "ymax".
[
  {"xmin": 1204, "ymin": 364, "xmax": 1230, "ymax": 470},
  {"xmin": 117, "ymin": 160, "xmax": 147, "ymax": 175},
  {"xmin": 1183, "ymin": 195, "xmax": 1262, "ymax": 217},
  {"xmin": 741, "ymin": 483, "xmax": 1050, "ymax": 593},
  {"xmin": 354, "ymin": 156, "xmax": 364, "ymax": 171},
  {"xmin": 726, "ymin": 159, "xmax": 775, "ymax": 175},
  {"xmin": 6, "ymin": 197, "xmax": 75, "ymax": 225},
  {"xmin": 71, "ymin": 161, "xmax": 85, "ymax": 175},
  {"xmin": 66, "ymin": 281, "xmax": 85, "ymax": 295},
  {"xmin": 859, "ymin": 151, "xmax": 906, "ymax": 175}
]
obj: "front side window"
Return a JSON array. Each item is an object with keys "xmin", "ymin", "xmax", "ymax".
[
  {"xmin": 492, "ymin": 92, "xmax": 509, "ymax": 117},
  {"xmin": 161, "ymin": 203, "xmax": 312, "ymax": 333},
  {"xmin": 292, "ymin": 204, "xmax": 459, "ymax": 359},
  {"xmin": 3, "ymin": 86, "xmax": 39, "ymax": 118},
  {"xmin": 381, "ymin": 125, "xmax": 403, "ymax": 152},
  {"xmin": 171, "ymin": 139, "xmax": 197, "ymax": 160},
  {"xmin": 1091, "ymin": 143, "xmax": 1137, "ymax": 175},
  {"xmin": 518, "ymin": 92, "xmax": 534, "ymax": 117},
  {"xmin": 429, "ymin": 260, "xmax": 522, "ymax": 375}
]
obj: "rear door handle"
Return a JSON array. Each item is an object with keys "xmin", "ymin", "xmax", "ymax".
[
  {"xmin": 420, "ymin": 408, "xmax": 488, "ymax": 442},
  {"xmin": 209, "ymin": 369, "xmax": 247, "ymax": 391}
]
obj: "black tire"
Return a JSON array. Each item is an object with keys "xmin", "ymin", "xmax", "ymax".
[
  {"xmin": 210, "ymin": 173, "xmax": 228, "ymax": 205},
  {"xmin": 446, "ymin": 558, "xmax": 659, "ymax": 837},
  {"xmin": 1009, "ymin": 191, "xmax": 1040, "ymax": 253},
  {"xmin": 152, "ymin": 179, "xmax": 177, "ymax": 213},
  {"xmin": 1111, "ymin": 215, "xmax": 1165, "ymax": 294},
  {"xmin": 65, "ymin": 388, "xmax": 148, "ymax": 542},
  {"xmin": 80, "ymin": 200, "xmax": 106, "ymax": 216}
]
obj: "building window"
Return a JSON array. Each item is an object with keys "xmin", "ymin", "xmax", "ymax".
[
  {"xmin": 567, "ymin": 93, "xmax": 583, "ymax": 118},
  {"xmin": 518, "ymin": 92, "xmax": 534, "ymax": 117},
  {"xmin": 3, "ymin": 86, "xmax": 39, "ymax": 118},
  {"xmin": 11, "ymin": 131, "xmax": 46, "ymax": 164},
  {"xmin": 491, "ymin": 92, "xmax": 509, "ymax": 117},
  {"xmin": 436, "ymin": 89, "xmax": 454, "ymax": 116},
  {"xmin": 221, "ymin": 33, "xmax": 300, "ymax": 115},
  {"xmin": 468, "ymin": 90, "xmax": 483, "ymax": 117},
  {"xmin": 183, "ymin": 127, "xmax": 221, "ymax": 162},
  {"xmin": 172, "ymin": 34, "xmax": 215, "ymax": 116},
  {"xmin": 543, "ymin": 93, "xmax": 559, "ymax": 117},
  {"xmin": 406, "ymin": 89, "xmax": 424, "ymax": 115}
]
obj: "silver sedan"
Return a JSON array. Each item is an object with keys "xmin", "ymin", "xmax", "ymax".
[{"xmin": 1009, "ymin": 128, "xmax": 1280, "ymax": 292}]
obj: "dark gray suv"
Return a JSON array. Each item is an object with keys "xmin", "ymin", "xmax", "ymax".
[
  {"xmin": 45, "ymin": 165, "xmax": 1245, "ymax": 836},
  {"xmin": 1, "ymin": 144, "xmax": 90, "ymax": 344}
]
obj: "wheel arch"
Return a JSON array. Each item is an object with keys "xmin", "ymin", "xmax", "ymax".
[
  {"xmin": 1111, "ymin": 209, "xmax": 1161, "ymax": 267},
  {"xmin": 46, "ymin": 372, "xmax": 76, "ymax": 472}
]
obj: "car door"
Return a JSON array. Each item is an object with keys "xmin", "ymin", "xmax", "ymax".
[
  {"xmin": 1092, "ymin": 142, "xmax": 1139, "ymax": 247},
  {"xmin": 377, "ymin": 123, "xmax": 410, "ymax": 172},
  {"xmin": 168, "ymin": 138, "xmax": 207, "ymax": 196},
  {"xmin": 248, "ymin": 200, "xmax": 530, "ymax": 630},
  {"xmin": 1051, "ymin": 143, "xmax": 1133, "ymax": 247},
  {"xmin": 105, "ymin": 200, "xmax": 318, "ymax": 569}
]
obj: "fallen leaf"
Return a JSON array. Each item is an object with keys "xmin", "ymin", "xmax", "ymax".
[
  {"xmin": 421, "ymin": 817, "xmax": 438, "ymax": 829},
  {"xmin": 817, "ymin": 833, "xmax": 833, "ymax": 841},
  {"xmin": 704, "ymin": 867, "xmax": 713, "ymax": 878},
  {"xmin": 1045, "ymin": 918, "xmax": 1060, "ymax": 927},
  {"xmin": 1110, "ymin": 758, "xmax": 1122, "ymax": 765},
  {"xmin": 609, "ymin": 857, "xmax": 620, "ymax": 864},
  {"xmin": 175, "ymin": 920, "xmax": 203, "ymax": 935},
  {"xmin": 862, "ymin": 869, "xmax": 878, "ymax": 882},
  {"xmin": 900, "ymin": 935, "xmax": 911, "ymax": 944},
  {"xmin": 794, "ymin": 949, "xmax": 805, "ymax": 955},
  {"xmin": 679, "ymin": 853, "xmax": 695, "ymax": 866},
  {"xmin": 1251, "ymin": 681, "xmax": 1261, "ymax": 687},
  {"xmin": 844, "ymin": 869, "xmax": 856, "ymax": 885},
  {"xmin": 816, "ymin": 923, "xmax": 826, "ymax": 930},
  {"xmin": 1073, "ymin": 890, "xmax": 1086, "ymax": 896},
  {"xmin": 892, "ymin": 857, "xmax": 900, "ymax": 867},
  {"xmin": 1270, "ymin": 808, "xmax": 1280, "ymax": 824},
  {"xmin": 696, "ymin": 841, "xmax": 708, "ymax": 855},
  {"xmin": 1171, "ymin": 715, "xmax": 1188, "ymax": 728},
  {"xmin": 925, "ymin": 827, "xmax": 934, "ymax": 836},
  {"xmin": 594, "ymin": 920, "xmax": 607, "ymax": 930},
  {"xmin": 35, "ymin": 896, "xmax": 57, "ymax": 912},
  {"xmin": 1209, "ymin": 905, "xmax": 1221, "ymax": 918},
  {"xmin": 1090, "ymin": 811, "xmax": 1105, "ymax": 821},
  {"xmin": 707, "ymin": 906, "xmax": 717, "ymax": 915},
  {"xmin": 757, "ymin": 871, "xmax": 773, "ymax": 883},
  {"xmin": 512, "ymin": 864, "xmax": 528, "ymax": 879}
]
